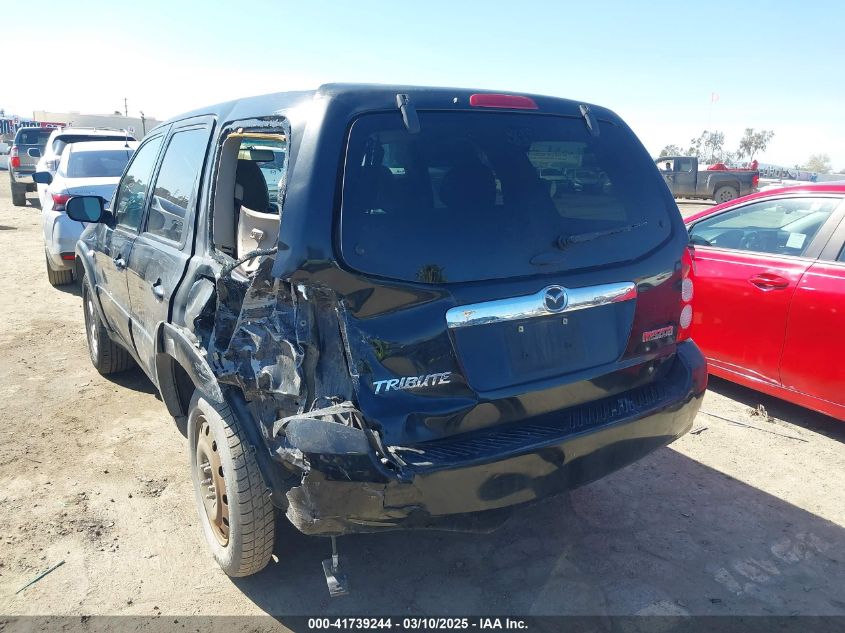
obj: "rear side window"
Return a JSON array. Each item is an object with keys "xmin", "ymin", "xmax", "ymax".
[
  {"xmin": 145, "ymin": 128, "xmax": 208, "ymax": 243},
  {"xmin": 67, "ymin": 149, "xmax": 134, "ymax": 178},
  {"xmin": 15, "ymin": 128, "xmax": 52, "ymax": 146},
  {"xmin": 689, "ymin": 197, "xmax": 839, "ymax": 257},
  {"xmin": 339, "ymin": 112, "xmax": 674, "ymax": 284},
  {"xmin": 675, "ymin": 157, "xmax": 695, "ymax": 172}
]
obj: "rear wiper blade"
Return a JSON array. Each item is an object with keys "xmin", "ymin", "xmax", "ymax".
[{"xmin": 556, "ymin": 221, "xmax": 647, "ymax": 250}]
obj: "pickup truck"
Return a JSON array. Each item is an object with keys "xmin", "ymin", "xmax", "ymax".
[
  {"xmin": 64, "ymin": 85, "xmax": 706, "ymax": 593},
  {"xmin": 656, "ymin": 156, "xmax": 758, "ymax": 202}
]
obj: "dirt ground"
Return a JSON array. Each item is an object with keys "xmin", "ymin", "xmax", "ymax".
[{"xmin": 0, "ymin": 183, "xmax": 844, "ymax": 620}]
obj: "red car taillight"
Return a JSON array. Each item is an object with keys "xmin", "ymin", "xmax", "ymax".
[
  {"xmin": 10, "ymin": 146, "xmax": 20, "ymax": 169},
  {"xmin": 51, "ymin": 192, "xmax": 71, "ymax": 211},
  {"xmin": 752, "ymin": 173, "xmax": 760, "ymax": 188},
  {"xmin": 676, "ymin": 246, "xmax": 695, "ymax": 342}
]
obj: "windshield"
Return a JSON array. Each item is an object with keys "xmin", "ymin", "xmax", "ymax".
[
  {"xmin": 339, "ymin": 111, "xmax": 674, "ymax": 284},
  {"xmin": 67, "ymin": 149, "xmax": 134, "ymax": 178}
]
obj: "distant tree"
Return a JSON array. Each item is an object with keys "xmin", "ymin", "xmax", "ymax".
[
  {"xmin": 737, "ymin": 128, "xmax": 775, "ymax": 161},
  {"xmin": 722, "ymin": 150, "xmax": 740, "ymax": 166},
  {"xmin": 686, "ymin": 130, "xmax": 727, "ymax": 163},
  {"xmin": 802, "ymin": 153, "xmax": 832, "ymax": 174},
  {"xmin": 658, "ymin": 144, "xmax": 683, "ymax": 158},
  {"xmin": 113, "ymin": 110, "xmax": 122, "ymax": 116}
]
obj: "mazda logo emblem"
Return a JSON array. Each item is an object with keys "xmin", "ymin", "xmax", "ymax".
[{"xmin": 543, "ymin": 286, "xmax": 568, "ymax": 313}]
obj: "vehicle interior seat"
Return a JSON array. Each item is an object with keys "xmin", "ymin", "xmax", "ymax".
[
  {"xmin": 358, "ymin": 164, "xmax": 401, "ymax": 213},
  {"xmin": 235, "ymin": 159, "xmax": 279, "ymax": 272}
]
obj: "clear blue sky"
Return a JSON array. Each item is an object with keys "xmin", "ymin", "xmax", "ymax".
[{"xmin": 6, "ymin": 0, "xmax": 844, "ymax": 168}]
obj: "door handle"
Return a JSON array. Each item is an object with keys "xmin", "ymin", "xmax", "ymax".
[
  {"xmin": 749, "ymin": 273, "xmax": 789, "ymax": 290},
  {"xmin": 152, "ymin": 279, "xmax": 165, "ymax": 301},
  {"xmin": 113, "ymin": 255, "xmax": 126, "ymax": 270}
]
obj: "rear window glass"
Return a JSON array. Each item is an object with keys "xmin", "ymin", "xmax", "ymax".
[
  {"xmin": 15, "ymin": 128, "xmax": 52, "ymax": 146},
  {"xmin": 67, "ymin": 149, "xmax": 134, "ymax": 178},
  {"xmin": 53, "ymin": 134, "xmax": 130, "ymax": 154},
  {"xmin": 339, "ymin": 112, "xmax": 674, "ymax": 284}
]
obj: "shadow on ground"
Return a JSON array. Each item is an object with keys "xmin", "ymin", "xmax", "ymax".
[
  {"xmin": 226, "ymin": 447, "xmax": 845, "ymax": 621},
  {"xmin": 706, "ymin": 376, "xmax": 845, "ymax": 442},
  {"xmin": 54, "ymin": 279, "xmax": 82, "ymax": 297},
  {"xmin": 106, "ymin": 364, "xmax": 160, "ymax": 397}
]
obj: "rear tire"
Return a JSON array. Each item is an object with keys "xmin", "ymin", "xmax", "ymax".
[
  {"xmin": 11, "ymin": 183, "xmax": 26, "ymax": 207},
  {"xmin": 188, "ymin": 391, "xmax": 276, "ymax": 577},
  {"xmin": 713, "ymin": 185, "xmax": 738, "ymax": 203},
  {"xmin": 82, "ymin": 277, "xmax": 134, "ymax": 374},
  {"xmin": 45, "ymin": 253, "xmax": 74, "ymax": 286}
]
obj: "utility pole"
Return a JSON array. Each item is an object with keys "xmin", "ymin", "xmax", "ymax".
[
  {"xmin": 140, "ymin": 111, "xmax": 146, "ymax": 136},
  {"xmin": 124, "ymin": 98, "xmax": 128, "ymax": 117}
]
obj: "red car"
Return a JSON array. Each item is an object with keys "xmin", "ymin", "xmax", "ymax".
[{"xmin": 685, "ymin": 184, "xmax": 845, "ymax": 421}]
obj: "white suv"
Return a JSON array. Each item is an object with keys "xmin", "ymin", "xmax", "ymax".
[
  {"xmin": 35, "ymin": 140, "xmax": 137, "ymax": 285},
  {"xmin": 35, "ymin": 127, "xmax": 135, "ymax": 209}
]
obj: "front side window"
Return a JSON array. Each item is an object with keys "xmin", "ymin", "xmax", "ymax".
[
  {"xmin": 340, "ymin": 111, "xmax": 674, "ymax": 284},
  {"xmin": 689, "ymin": 197, "xmax": 839, "ymax": 257},
  {"xmin": 145, "ymin": 128, "xmax": 208, "ymax": 242},
  {"xmin": 113, "ymin": 136, "xmax": 163, "ymax": 230}
]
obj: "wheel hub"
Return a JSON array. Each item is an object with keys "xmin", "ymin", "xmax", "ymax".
[{"xmin": 194, "ymin": 416, "xmax": 229, "ymax": 546}]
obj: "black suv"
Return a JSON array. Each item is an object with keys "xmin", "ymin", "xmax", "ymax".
[{"xmin": 66, "ymin": 85, "xmax": 706, "ymax": 584}]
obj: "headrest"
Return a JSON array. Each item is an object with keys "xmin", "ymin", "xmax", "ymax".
[
  {"xmin": 356, "ymin": 165, "xmax": 397, "ymax": 212},
  {"xmin": 235, "ymin": 159, "xmax": 270, "ymax": 211},
  {"xmin": 439, "ymin": 163, "xmax": 496, "ymax": 210}
]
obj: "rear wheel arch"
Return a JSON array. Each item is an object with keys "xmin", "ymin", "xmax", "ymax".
[
  {"xmin": 154, "ymin": 322, "xmax": 225, "ymax": 423},
  {"xmin": 153, "ymin": 327, "xmax": 291, "ymax": 507}
]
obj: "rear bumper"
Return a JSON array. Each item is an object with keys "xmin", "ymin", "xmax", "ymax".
[
  {"xmin": 44, "ymin": 213, "xmax": 83, "ymax": 270},
  {"xmin": 280, "ymin": 342, "xmax": 707, "ymax": 536},
  {"xmin": 11, "ymin": 170, "xmax": 34, "ymax": 185}
]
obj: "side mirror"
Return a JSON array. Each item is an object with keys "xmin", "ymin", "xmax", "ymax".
[
  {"xmin": 27, "ymin": 148, "xmax": 42, "ymax": 159},
  {"xmin": 32, "ymin": 171, "xmax": 53, "ymax": 185},
  {"xmin": 66, "ymin": 196, "xmax": 105, "ymax": 223}
]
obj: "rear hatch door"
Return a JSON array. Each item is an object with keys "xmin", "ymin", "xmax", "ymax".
[{"xmin": 335, "ymin": 105, "xmax": 684, "ymax": 443}]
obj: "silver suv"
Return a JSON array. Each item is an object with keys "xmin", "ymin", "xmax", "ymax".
[
  {"xmin": 35, "ymin": 127, "xmax": 135, "ymax": 209},
  {"xmin": 8, "ymin": 127, "xmax": 53, "ymax": 206}
]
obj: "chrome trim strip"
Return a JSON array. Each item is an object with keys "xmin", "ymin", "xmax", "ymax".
[{"xmin": 445, "ymin": 282, "xmax": 637, "ymax": 329}]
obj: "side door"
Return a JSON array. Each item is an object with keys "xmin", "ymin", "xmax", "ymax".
[
  {"xmin": 125, "ymin": 122, "xmax": 213, "ymax": 377},
  {"xmin": 656, "ymin": 158, "xmax": 677, "ymax": 195},
  {"xmin": 779, "ymin": 207, "xmax": 845, "ymax": 410},
  {"xmin": 688, "ymin": 196, "xmax": 841, "ymax": 385},
  {"xmin": 92, "ymin": 133, "xmax": 166, "ymax": 349},
  {"xmin": 673, "ymin": 157, "xmax": 697, "ymax": 196}
]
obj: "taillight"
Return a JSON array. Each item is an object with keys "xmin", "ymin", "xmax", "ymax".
[
  {"xmin": 677, "ymin": 246, "xmax": 695, "ymax": 342},
  {"xmin": 752, "ymin": 173, "xmax": 759, "ymax": 188},
  {"xmin": 51, "ymin": 192, "xmax": 71, "ymax": 211},
  {"xmin": 10, "ymin": 146, "xmax": 20, "ymax": 169},
  {"xmin": 469, "ymin": 93, "xmax": 539, "ymax": 109}
]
